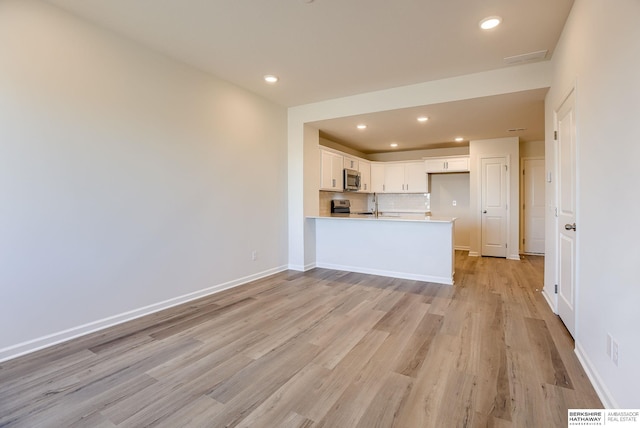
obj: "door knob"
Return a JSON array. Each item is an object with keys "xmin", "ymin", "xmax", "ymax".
[
  {"xmin": 483, "ymin": 210, "xmax": 487, "ymax": 214},
  {"xmin": 564, "ymin": 223, "xmax": 576, "ymax": 231}
]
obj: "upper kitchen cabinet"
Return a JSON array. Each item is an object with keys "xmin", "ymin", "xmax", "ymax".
[
  {"xmin": 404, "ymin": 162, "xmax": 428, "ymax": 192},
  {"xmin": 343, "ymin": 156, "xmax": 359, "ymax": 171},
  {"xmin": 384, "ymin": 163, "xmax": 406, "ymax": 193},
  {"xmin": 372, "ymin": 161, "xmax": 428, "ymax": 193},
  {"xmin": 371, "ymin": 163, "xmax": 385, "ymax": 193},
  {"xmin": 320, "ymin": 149, "xmax": 344, "ymax": 191},
  {"xmin": 424, "ymin": 156, "xmax": 470, "ymax": 173},
  {"xmin": 358, "ymin": 160, "xmax": 371, "ymax": 193}
]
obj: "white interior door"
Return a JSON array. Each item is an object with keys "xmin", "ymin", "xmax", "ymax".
[
  {"xmin": 481, "ymin": 157, "xmax": 508, "ymax": 257},
  {"xmin": 557, "ymin": 90, "xmax": 577, "ymax": 337},
  {"xmin": 523, "ymin": 159, "xmax": 545, "ymax": 254}
]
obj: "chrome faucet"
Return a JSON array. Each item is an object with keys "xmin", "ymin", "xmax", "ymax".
[{"xmin": 374, "ymin": 193, "xmax": 379, "ymax": 218}]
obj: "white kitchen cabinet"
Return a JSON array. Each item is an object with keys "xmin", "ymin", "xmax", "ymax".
[
  {"xmin": 370, "ymin": 163, "xmax": 385, "ymax": 193},
  {"xmin": 371, "ymin": 161, "xmax": 427, "ymax": 193},
  {"xmin": 445, "ymin": 157, "xmax": 470, "ymax": 172},
  {"xmin": 424, "ymin": 156, "xmax": 470, "ymax": 173},
  {"xmin": 404, "ymin": 161, "xmax": 428, "ymax": 192},
  {"xmin": 320, "ymin": 149, "xmax": 344, "ymax": 191},
  {"xmin": 343, "ymin": 156, "xmax": 359, "ymax": 171},
  {"xmin": 384, "ymin": 163, "xmax": 406, "ymax": 193},
  {"xmin": 358, "ymin": 160, "xmax": 371, "ymax": 193}
]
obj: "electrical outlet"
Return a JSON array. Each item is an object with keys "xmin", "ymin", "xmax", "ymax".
[
  {"xmin": 607, "ymin": 334, "xmax": 612, "ymax": 358},
  {"xmin": 251, "ymin": 250, "xmax": 258, "ymax": 261},
  {"xmin": 452, "ymin": 200, "xmax": 457, "ymax": 206},
  {"xmin": 612, "ymin": 340, "xmax": 619, "ymax": 366}
]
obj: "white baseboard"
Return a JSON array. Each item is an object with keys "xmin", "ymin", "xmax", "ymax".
[
  {"xmin": 0, "ymin": 265, "xmax": 288, "ymax": 363},
  {"xmin": 468, "ymin": 251, "xmax": 479, "ymax": 257},
  {"xmin": 315, "ymin": 262, "xmax": 453, "ymax": 285},
  {"xmin": 287, "ymin": 263, "xmax": 316, "ymax": 272},
  {"xmin": 454, "ymin": 245, "xmax": 470, "ymax": 251},
  {"xmin": 575, "ymin": 341, "xmax": 618, "ymax": 409},
  {"xmin": 508, "ymin": 253, "xmax": 522, "ymax": 261},
  {"xmin": 541, "ymin": 288, "xmax": 556, "ymax": 313}
]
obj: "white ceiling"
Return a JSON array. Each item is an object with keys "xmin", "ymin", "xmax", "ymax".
[{"xmin": 46, "ymin": 0, "xmax": 573, "ymax": 152}]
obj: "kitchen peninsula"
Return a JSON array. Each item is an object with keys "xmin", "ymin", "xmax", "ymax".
[{"xmin": 307, "ymin": 214, "xmax": 456, "ymax": 285}]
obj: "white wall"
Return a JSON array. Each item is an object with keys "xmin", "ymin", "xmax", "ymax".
[
  {"xmin": 319, "ymin": 137, "xmax": 367, "ymax": 159},
  {"xmin": 545, "ymin": 0, "xmax": 640, "ymax": 408},
  {"xmin": 0, "ymin": 0, "xmax": 288, "ymax": 360},
  {"xmin": 430, "ymin": 173, "xmax": 471, "ymax": 250},
  {"xmin": 469, "ymin": 137, "xmax": 520, "ymax": 259},
  {"xmin": 520, "ymin": 140, "xmax": 545, "ymax": 158}
]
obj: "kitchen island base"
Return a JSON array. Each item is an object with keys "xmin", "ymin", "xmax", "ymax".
[{"xmin": 310, "ymin": 216, "xmax": 455, "ymax": 285}]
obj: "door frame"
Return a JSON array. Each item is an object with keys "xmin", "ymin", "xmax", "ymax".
[
  {"xmin": 552, "ymin": 85, "xmax": 580, "ymax": 337},
  {"xmin": 478, "ymin": 153, "xmax": 511, "ymax": 258},
  {"xmin": 520, "ymin": 156, "xmax": 545, "ymax": 254}
]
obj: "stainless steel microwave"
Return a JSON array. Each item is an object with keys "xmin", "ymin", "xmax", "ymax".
[{"xmin": 343, "ymin": 168, "xmax": 361, "ymax": 191}]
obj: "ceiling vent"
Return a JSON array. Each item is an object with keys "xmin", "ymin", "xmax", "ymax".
[{"xmin": 503, "ymin": 50, "xmax": 548, "ymax": 65}]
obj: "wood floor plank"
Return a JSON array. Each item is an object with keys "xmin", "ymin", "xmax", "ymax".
[
  {"xmin": 294, "ymin": 329, "xmax": 390, "ymax": 422},
  {"xmin": 154, "ymin": 395, "xmax": 225, "ymax": 428},
  {"xmin": 393, "ymin": 313, "xmax": 443, "ymax": 377},
  {"xmin": 392, "ymin": 333, "xmax": 459, "ymax": 427},
  {"xmin": 354, "ymin": 371, "xmax": 412, "ymax": 428},
  {"xmin": 235, "ymin": 363, "xmax": 330, "ymax": 428},
  {"xmin": 524, "ymin": 317, "xmax": 574, "ymax": 389},
  {"xmin": 0, "ymin": 252, "xmax": 602, "ymax": 427}
]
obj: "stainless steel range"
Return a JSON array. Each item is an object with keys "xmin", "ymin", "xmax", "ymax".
[{"xmin": 330, "ymin": 199, "xmax": 350, "ymax": 214}]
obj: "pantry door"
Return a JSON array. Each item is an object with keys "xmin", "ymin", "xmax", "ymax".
[
  {"xmin": 523, "ymin": 158, "xmax": 545, "ymax": 254},
  {"xmin": 481, "ymin": 156, "xmax": 508, "ymax": 258}
]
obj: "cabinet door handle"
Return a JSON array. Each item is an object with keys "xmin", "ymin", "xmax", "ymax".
[
  {"xmin": 445, "ymin": 161, "xmax": 448, "ymax": 170},
  {"xmin": 406, "ymin": 184, "xmax": 408, "ymax": 191},
  {"xmin": 364, "ymin": 184, "xmax": 367, "ymax": 190},
  {"xmin": 332, "ymin": 178, "xmax": 336, "ymax": 188},
  {"xmin": 383, "ymin": 184, "xmax": 385, "ymax": 191}
]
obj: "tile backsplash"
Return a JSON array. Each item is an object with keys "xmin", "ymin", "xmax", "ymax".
[
  {"xmin": 376, "ymin": 193, "xmax": 430, "ymax": 213},
  {"xmin": 319, "ymin": 191, "xmax": 430, "ymax": 215}
]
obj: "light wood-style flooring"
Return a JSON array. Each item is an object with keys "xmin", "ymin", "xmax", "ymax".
[{"xmin": 0, "ymin": 251, "xmax": 601, "ymax": 427}]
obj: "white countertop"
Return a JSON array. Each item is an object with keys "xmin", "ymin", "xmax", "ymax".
[{"xmin": 308, "ymin": 214, "xmax": 456, "ymax": 223}]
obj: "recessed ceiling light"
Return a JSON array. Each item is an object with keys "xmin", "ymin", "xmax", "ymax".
[
  {"xmin": 454, "ymin": 137, "xmax": 464, "ymax": 142},
  {"xmin": 417, "ymin": 116, "xmax": 429, "ymax": 122},
  {"xmin": 390, "ymin": 143, "xmax": 398, "ymax": 148},
  {"xmin": 357, "ymin": 124, "xmax": 367, "ymax": 130},
  {"xmin": 479, "ymin": 16, "xmax": 502, "ymax": 30},
  {"xmin": 263, "ymin": 75, "xmax": 279, "ymax": 84}
]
